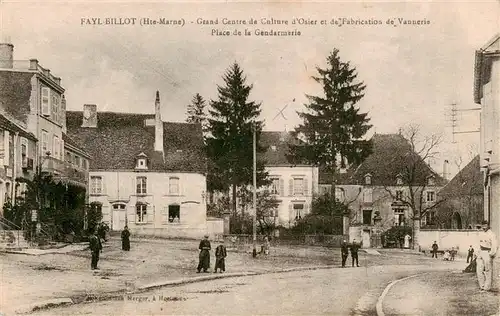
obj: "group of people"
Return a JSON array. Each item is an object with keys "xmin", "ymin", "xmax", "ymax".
[
  {"xmin": 340, "ymin": 239, "xmax": 361, "ymax": 268},
  {"xmin": 197, "ymin": 235, "xmax": 228, "ymax": 273},
  {"xmin": 88, "ymin": 225, "xmax": 131, "ymax": 270}
]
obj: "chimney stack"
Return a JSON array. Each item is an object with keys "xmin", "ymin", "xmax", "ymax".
[
  {"xmin": 82, "ymin": 104, "xmax": 97, "ymax": 128},
  {"xmin": 0, "ymin": 43, "xmax": 14, "ymax": 69},
  {"xmin": 154, "ymin": 91, "xmax": 164, "ymax": 153},
  {"xmin": 442, "ymin": 159, "xmax": 449, "ymax": 180}
]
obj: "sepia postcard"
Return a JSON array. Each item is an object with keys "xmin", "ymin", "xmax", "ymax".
[{"xmin": 0, "ymin": 1, "xmax": 499, "ymax": 315}]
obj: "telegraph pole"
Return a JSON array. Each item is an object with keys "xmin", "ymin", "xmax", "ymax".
[{"xmin": 252, "ymin": 124, "xmax": 257, "ymax": 258}]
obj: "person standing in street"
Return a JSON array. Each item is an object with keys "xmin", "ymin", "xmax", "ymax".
[
  {"xmin": 341, "ymin": 240, "xmax": 349, "ymax": 268},
  {"xmin": 121, "ymin": 226, "xmax": 130, "ymax": 251},
  {"xmin": 467, "ymin": 245, "xmax": 474, "ymax": 263},
  {"xmin": 214, "ymin": 239, "xmax": 227, "ymax": 273},
  {"xmin": 431, "ymin": 241, "xmax": 439, "ymax": 258},
  {"xmin": 197, "ymin": 234, "xmax": 211, "ymax": 273},
  {"xmin": 477, "ymin": 220, "xmax": 498, "ymax": 291},
  {"xmin": 350, "ymin": 239, "xmax": 360, "ymax": 267},
  {"xmin": 89, "ymin": 228, "xmax": 102, "ymax": 270}
]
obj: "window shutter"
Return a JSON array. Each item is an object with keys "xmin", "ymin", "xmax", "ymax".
[
  {"xmin": 161, "ymin": 206, "xmax": 168, "ymax": 224},
  {"xmin": 4, "ymin": 131, "xmax": 9, "ymax": 166},
  {"xmin": 41, "ymin": 87, "xmax": 50, "ymax": 116},
  {"xmin": 289, "ymin": 179, "xmax": 293, "ymax": 196},
  {"xmin": 279, "ymin": 178, "xmax": 284, "ymax": 196},
  {"xmin": 304, "ymin": 178, "xmax": 309, "ymax": 196},
  {"xmin": 288, "ymin": 203, "xmax": 293, "ymax": 219},
  {"xmin": 147, "ymin": 205, "xmax": 154, "ymax": 223},
  {"xmin": 304, "ymin": 203, "xmax": 309, "ymax": 215},
  {"xmin": 0, "ymin": 130, "xmax": 4, "ymax": 165}
]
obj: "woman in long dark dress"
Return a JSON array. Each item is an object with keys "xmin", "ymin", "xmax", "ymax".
[
  {"xmin": 121, "ymin": 226, "xmax": 130, "ymax": 251},
  {"xmin": 197, "ymin": 235, "xmax": 211, "ymax": 273}
]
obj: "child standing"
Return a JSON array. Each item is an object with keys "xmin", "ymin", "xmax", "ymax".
[{"xmin": 214, "ymin": 240, "xmax": 227, "ymax": 273}]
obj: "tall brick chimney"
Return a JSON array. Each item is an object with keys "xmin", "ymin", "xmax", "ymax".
[
  {"xmin": 0, "ymin": 43, "xmax": 14, "ymax": 69},
  {"xmin": 154, "ymin": 91, "xmax": 164, "ymax": 153},
  {"xmin": 82, "ymin": 104, "xmax": 97, "ymax": 128}
]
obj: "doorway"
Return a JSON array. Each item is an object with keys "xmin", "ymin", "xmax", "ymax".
[
  {"xmin": 362, "ymin": 229, "xmax": 371, "ymax": 248},
  {"xmin": 112, "ymin": 204, "xmax": 126, "ymax": 231}
]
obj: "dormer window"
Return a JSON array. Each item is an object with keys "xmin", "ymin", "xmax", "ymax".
[
  {"xmin": 396, "ymin": 175, "xmax": 403, "ymax": 185},
  {"xmin": 427, "ymin": 176, "xmax": 435, "ymax": 186},
  {"xmin": 364, "ymin": 174, "xmax": 372, "ymax": 185},
  {"xmin": 135, "ymin": 152, "xmax": 148, "ymax": 170},
  {"xmin": 271, "ymin": 145, "xmax": 277, "ymax": 151}
]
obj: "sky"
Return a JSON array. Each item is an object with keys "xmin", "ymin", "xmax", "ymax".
[{"xmin": 0, "ymin": 0, "xmax": 499, "ymax": 177}]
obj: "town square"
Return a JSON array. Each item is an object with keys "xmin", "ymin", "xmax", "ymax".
[{"xmin": 0, "ymin": 1, "xmax": 500, "ymax": 315}]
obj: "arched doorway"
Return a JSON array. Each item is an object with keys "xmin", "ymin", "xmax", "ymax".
[{"xmin": 451, "ymin": 212, "xmax": 463, "ymax": 229}]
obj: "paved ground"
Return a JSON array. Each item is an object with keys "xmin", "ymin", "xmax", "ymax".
[
  {"xmin": 29, "ymin": 263, "xmax": 467, "ymax": 316},
  {"xmin": 2, "ymin": 238, "xmax": 498, "ymax": 315}
]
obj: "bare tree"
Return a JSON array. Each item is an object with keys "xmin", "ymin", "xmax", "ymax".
[{"xmin": 383, "ymin": 125, "xmax": 446, "ymax": 250}]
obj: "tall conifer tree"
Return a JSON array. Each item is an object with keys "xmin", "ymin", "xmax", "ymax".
[
  {"xmin": 206, "ymin": 62, "xmax": 268, "ymax": 217},
  {"xmin": 289, "ymin": 49, "xmax": 372, "ymax": 190}
]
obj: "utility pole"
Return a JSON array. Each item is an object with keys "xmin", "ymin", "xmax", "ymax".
[{"xmin": 252, "ymin": 124, "xmax": 257, "ymax": 258}]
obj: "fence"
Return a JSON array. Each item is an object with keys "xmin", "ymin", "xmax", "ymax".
[{"xmin": 223, "ymin": 234, "xmax": 347, "ymax": 247}]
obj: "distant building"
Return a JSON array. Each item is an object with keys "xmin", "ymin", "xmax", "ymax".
[
  {"xmin": 260, "ymin": 131, "xmax": 319, "ymax": 228},
  {"xmin": 434, "ymin": 155, "xmax": 483, "ymax": 229},
  {"xmin": 66, "ymin": 92, "xmax": 215, "ymax": 238},
  {"xmin": 0, "ymin": 42, "xmax": 90, "ymax": 209},
  {"xmin": 320, "ymin": 134, "xmax": 447, "ymax": 247}
]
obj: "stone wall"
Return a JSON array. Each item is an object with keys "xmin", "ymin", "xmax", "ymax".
[{"xmin": 419, "ymin": 229, "xmax": 482, "ymax": 255}]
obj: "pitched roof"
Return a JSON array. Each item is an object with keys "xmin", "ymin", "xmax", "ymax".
[
  {"xmin": 62, "ymin": 133, "xmax": 91, "ymax": 158},
  {"xmin": 260, "ymin": 131, "xmax": 295, "ymax": 165},
  {"xmin": 439, "ymin": 155, "xmax": 482, "ymax": 197},
  {"xmin": 331, "ymin": 133, "xmax": 446, "ymax": 186},
  {"xmin": 0, "ymin": 113, "xmax": 37, "ymax": 141},
  {"xmin": 0, "ymin": 71, "xmax": 33, "ymax": 124},
  {"xmin": 65, "ymin": 111, "xmax": 206, "ymax": 173}
]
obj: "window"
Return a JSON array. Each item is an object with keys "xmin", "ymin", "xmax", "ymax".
[
  {"xmin": 293, "ymin": 203, "xmax": 304, "ymax": 220},
  {"xmin": 427, "ymin": 177, "xmax": 435, "ymax": 186},
  {"xmin": 363, "ymin": 210, "xmax": 372, "ymax": 225},
  {"xmin": 136, "ymin": 177, "xmax": 147, "ymax": 195},
  {"xmin": 75, "ymin": 155, "xmax": 80, "ymax": 167},
  {"xmin": 396, "ymin": 176, "xmax": 403, "ymax": 185},
  {"xmin": 168, "ymin": 204, "xmax": 180, "ymax": 223},
  {"xmin": 113, "ymin": 204, "xmax": 126, "ymax": 210},
  {"xmin": 425, "ymin": 211, "xmax": 435, "ymax": 225},
  {"xmin": 137, "ymin": 158, "xmax": 147, "ymax": 169},
  {"xmin": 293, "ymin": 178, "xmax": 304, "ymax": 195},
  {"xmin": 169, "ymin": 177, "xmax": 179, "ymax": 195},
  {"xmin": 21, "ymin": 142, "xmax": 27, "ymax": 167},
  {"xmin": 53, "ymin": 136, "xmax": 60, "ymax": 159},
  {"xmin": 365, "ymin": 174, "xmax": 372, "ymax": 185},
  {"xmin": 270, "ymin": 177, "xmax": 280, "ymax": 195},
  {"xmin": 51, "ymin": 92, "xmax": 60, "ymax": 123},
  {"xmin": 393, "ymin": 208, "xmax": 405, "ymax": 226},
  {"xmin": 41, "ymin": 87, "xmax": 50, "ymax": 116},
  {"xmin": 395, "ymin": 190, "xmax": 403, "ymax": 200},
  {"xmin": 65, "ymin": 151, "xmax": 71, "ymax": 163},
  {"xmin": 363, "ymin": 188, "xmax": 373, "ymax": 203},
  {"xmin": 136, "ymin": 203, "xmax": 147, "ymax": 223},
  {"xmin": 90, "ymin": 176, "xmax": 102, "ymax": 194},
  {"xmin": 426, "ymin": 191, "xmax": 435, "ymax": 202},
  {"xmin": 41, "ymin": 130, "xmax": 49, "ymax": 155}
]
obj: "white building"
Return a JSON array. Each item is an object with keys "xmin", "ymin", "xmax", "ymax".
[
  {"xmin": 260, "ymin": 131, "xmax": 319, "ymax": 227},
  {"xmin": 66, "ymin": 92, "xmax": 221, "ymax": 239}
]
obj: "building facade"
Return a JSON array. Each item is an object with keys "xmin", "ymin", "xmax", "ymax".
[
  {"xmin": 320, "ymin": 134, "xmax": 446, "ymax": 247},
  {"xmin": 474, "ymin": 33, "xmax": 500, "ymax": 290},
  {"xmin": 66, "ymin": 92, "xmax": 212, "ymax": 238},
  {"xmin": 0, "ymin": 42, "xmax": 90, "ymax": 192},
  {"xmin": 260, "ymin": 131, "xmax": 319, "ymax": 228}
]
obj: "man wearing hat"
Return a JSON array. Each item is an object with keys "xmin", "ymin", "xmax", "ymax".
[
  {"xmin": 477, "ymin": 220, "xmax": 498, "ymax": 291},
  {"xmin": 197, "ymin": 234, "xmax": 211, "ymax": 273},
  {"xmin": 340, "ymin": 240, "xmax": 349, "ymax": 268}
]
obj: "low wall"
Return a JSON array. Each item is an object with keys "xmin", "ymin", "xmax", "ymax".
[
  {"xmin": 223, "ymin": 234, "xmax": 348, "ymax": 247},
  {"xmin": 130, "ymin": 219, "xmax": 225, "ymax": 240},
  {"xmin": 420, "ymin": 229, "xmax": 482, "ymax": 255}
]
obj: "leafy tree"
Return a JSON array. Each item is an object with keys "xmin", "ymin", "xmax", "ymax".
[
  {"xmin": 289, "ymin": 49, "xmax": 372, "ymax": 192},
  {"xmin": 290, "ymin": 193, "xmax": 347, "ymax": 234},
  {"xmin": 381, "ymin": 226, "xmax": 412, "ymax": 248},
  {"xmin": 186, "ymin": 93, "xmax": 208, "ymax": 132},
  {"xmin": 206, "ymin": 62, "xmax": 269, "ymax": 216},
  {"xmin": 237, "ymin": 188, "xmax": 280, "ymax": 235},
  {"xmin": 382, "ymin": 125, "xmax": 446, "ymax": 250}
]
